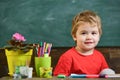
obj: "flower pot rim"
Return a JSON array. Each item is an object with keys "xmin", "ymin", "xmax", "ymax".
[{"xmin": 5, "ymin": 49, "xmax": 33, "ymax": 56}]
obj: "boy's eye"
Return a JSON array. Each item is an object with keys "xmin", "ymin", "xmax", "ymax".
[
  {"xmin": 81, "ymin": 32, "xmax": 87, "ymax": 35},
  {"xmin": 92, "ymin": 32, "xmax": 97, "ymax": 35}
]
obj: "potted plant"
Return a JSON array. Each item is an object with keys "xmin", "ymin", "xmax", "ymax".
[{"xmin": 4, "ymin": 32, "xmax": 33, "ymax": 76}]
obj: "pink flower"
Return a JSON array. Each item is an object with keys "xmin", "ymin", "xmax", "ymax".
[{"xmin": 12, "ymin": 33, "xmax": 26, "ymax": 42}]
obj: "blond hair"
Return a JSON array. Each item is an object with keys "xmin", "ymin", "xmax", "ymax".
[{"xmin": 71, "ymin": 10, "xmax": 102, "ymax": 37}]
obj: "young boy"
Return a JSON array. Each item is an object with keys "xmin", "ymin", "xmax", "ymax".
[{"xmin": 53, "ymin": 10, "xmax": 110, "ymax": 76}]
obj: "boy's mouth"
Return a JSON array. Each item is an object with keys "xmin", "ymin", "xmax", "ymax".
[{"xmin": 84, "ymin": 42, "xmax": 93, "ymax": 44}]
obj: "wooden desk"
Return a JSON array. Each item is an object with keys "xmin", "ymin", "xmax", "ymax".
[{"xmin": 1, "ymin": 76, "xmax": 120, "ymax": 80}]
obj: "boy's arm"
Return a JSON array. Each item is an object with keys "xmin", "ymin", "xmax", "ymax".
[{"xmin": 53, "ymin": 55, "xmax": 72, "ymax": 76}]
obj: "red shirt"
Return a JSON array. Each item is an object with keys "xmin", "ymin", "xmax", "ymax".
[{"xmin": 53, "ymin": 47, "xmax": 109, "ymax": 76}]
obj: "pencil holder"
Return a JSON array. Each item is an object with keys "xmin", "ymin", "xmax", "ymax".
[{"xmin": 35, "ymin": 56, "xmax": 51, "ymax": 77}]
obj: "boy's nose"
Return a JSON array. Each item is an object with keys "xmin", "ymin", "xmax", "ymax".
[{"xmin": 86, "ymin": 34, "xmax": 92, "ymax": 40}]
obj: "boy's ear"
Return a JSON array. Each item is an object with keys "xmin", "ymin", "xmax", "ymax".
[{"xmin": 72, "ymin": 35, "xmax": 76, "ymax": 41}]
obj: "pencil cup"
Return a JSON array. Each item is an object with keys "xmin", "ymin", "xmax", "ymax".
[{"xmin": 35, "ymin": 57, "xmax": 51, "ymax": 77}]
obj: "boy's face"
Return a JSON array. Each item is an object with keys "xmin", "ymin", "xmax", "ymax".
[{"xmin": 73, "ymin": 23, "xmax": 100, "ymax": 51}]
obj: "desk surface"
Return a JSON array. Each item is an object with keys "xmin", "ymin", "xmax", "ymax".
[{"xmin": 1, "ymin": 77, "xmax": 120, "ymax": 80}]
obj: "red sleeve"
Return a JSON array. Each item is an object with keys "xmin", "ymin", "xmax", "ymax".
[
  {"xmin": 100, "ymin": 54, "xmax": 109, "ymax": 70},
  {"xmin": 53, "ymin": 54, "xmax": 72, "ymax": 76}
]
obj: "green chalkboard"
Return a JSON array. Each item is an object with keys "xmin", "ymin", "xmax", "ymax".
[{"xmin": 0, "ymin": 0, "xmax": 120, "ymax": 47}]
